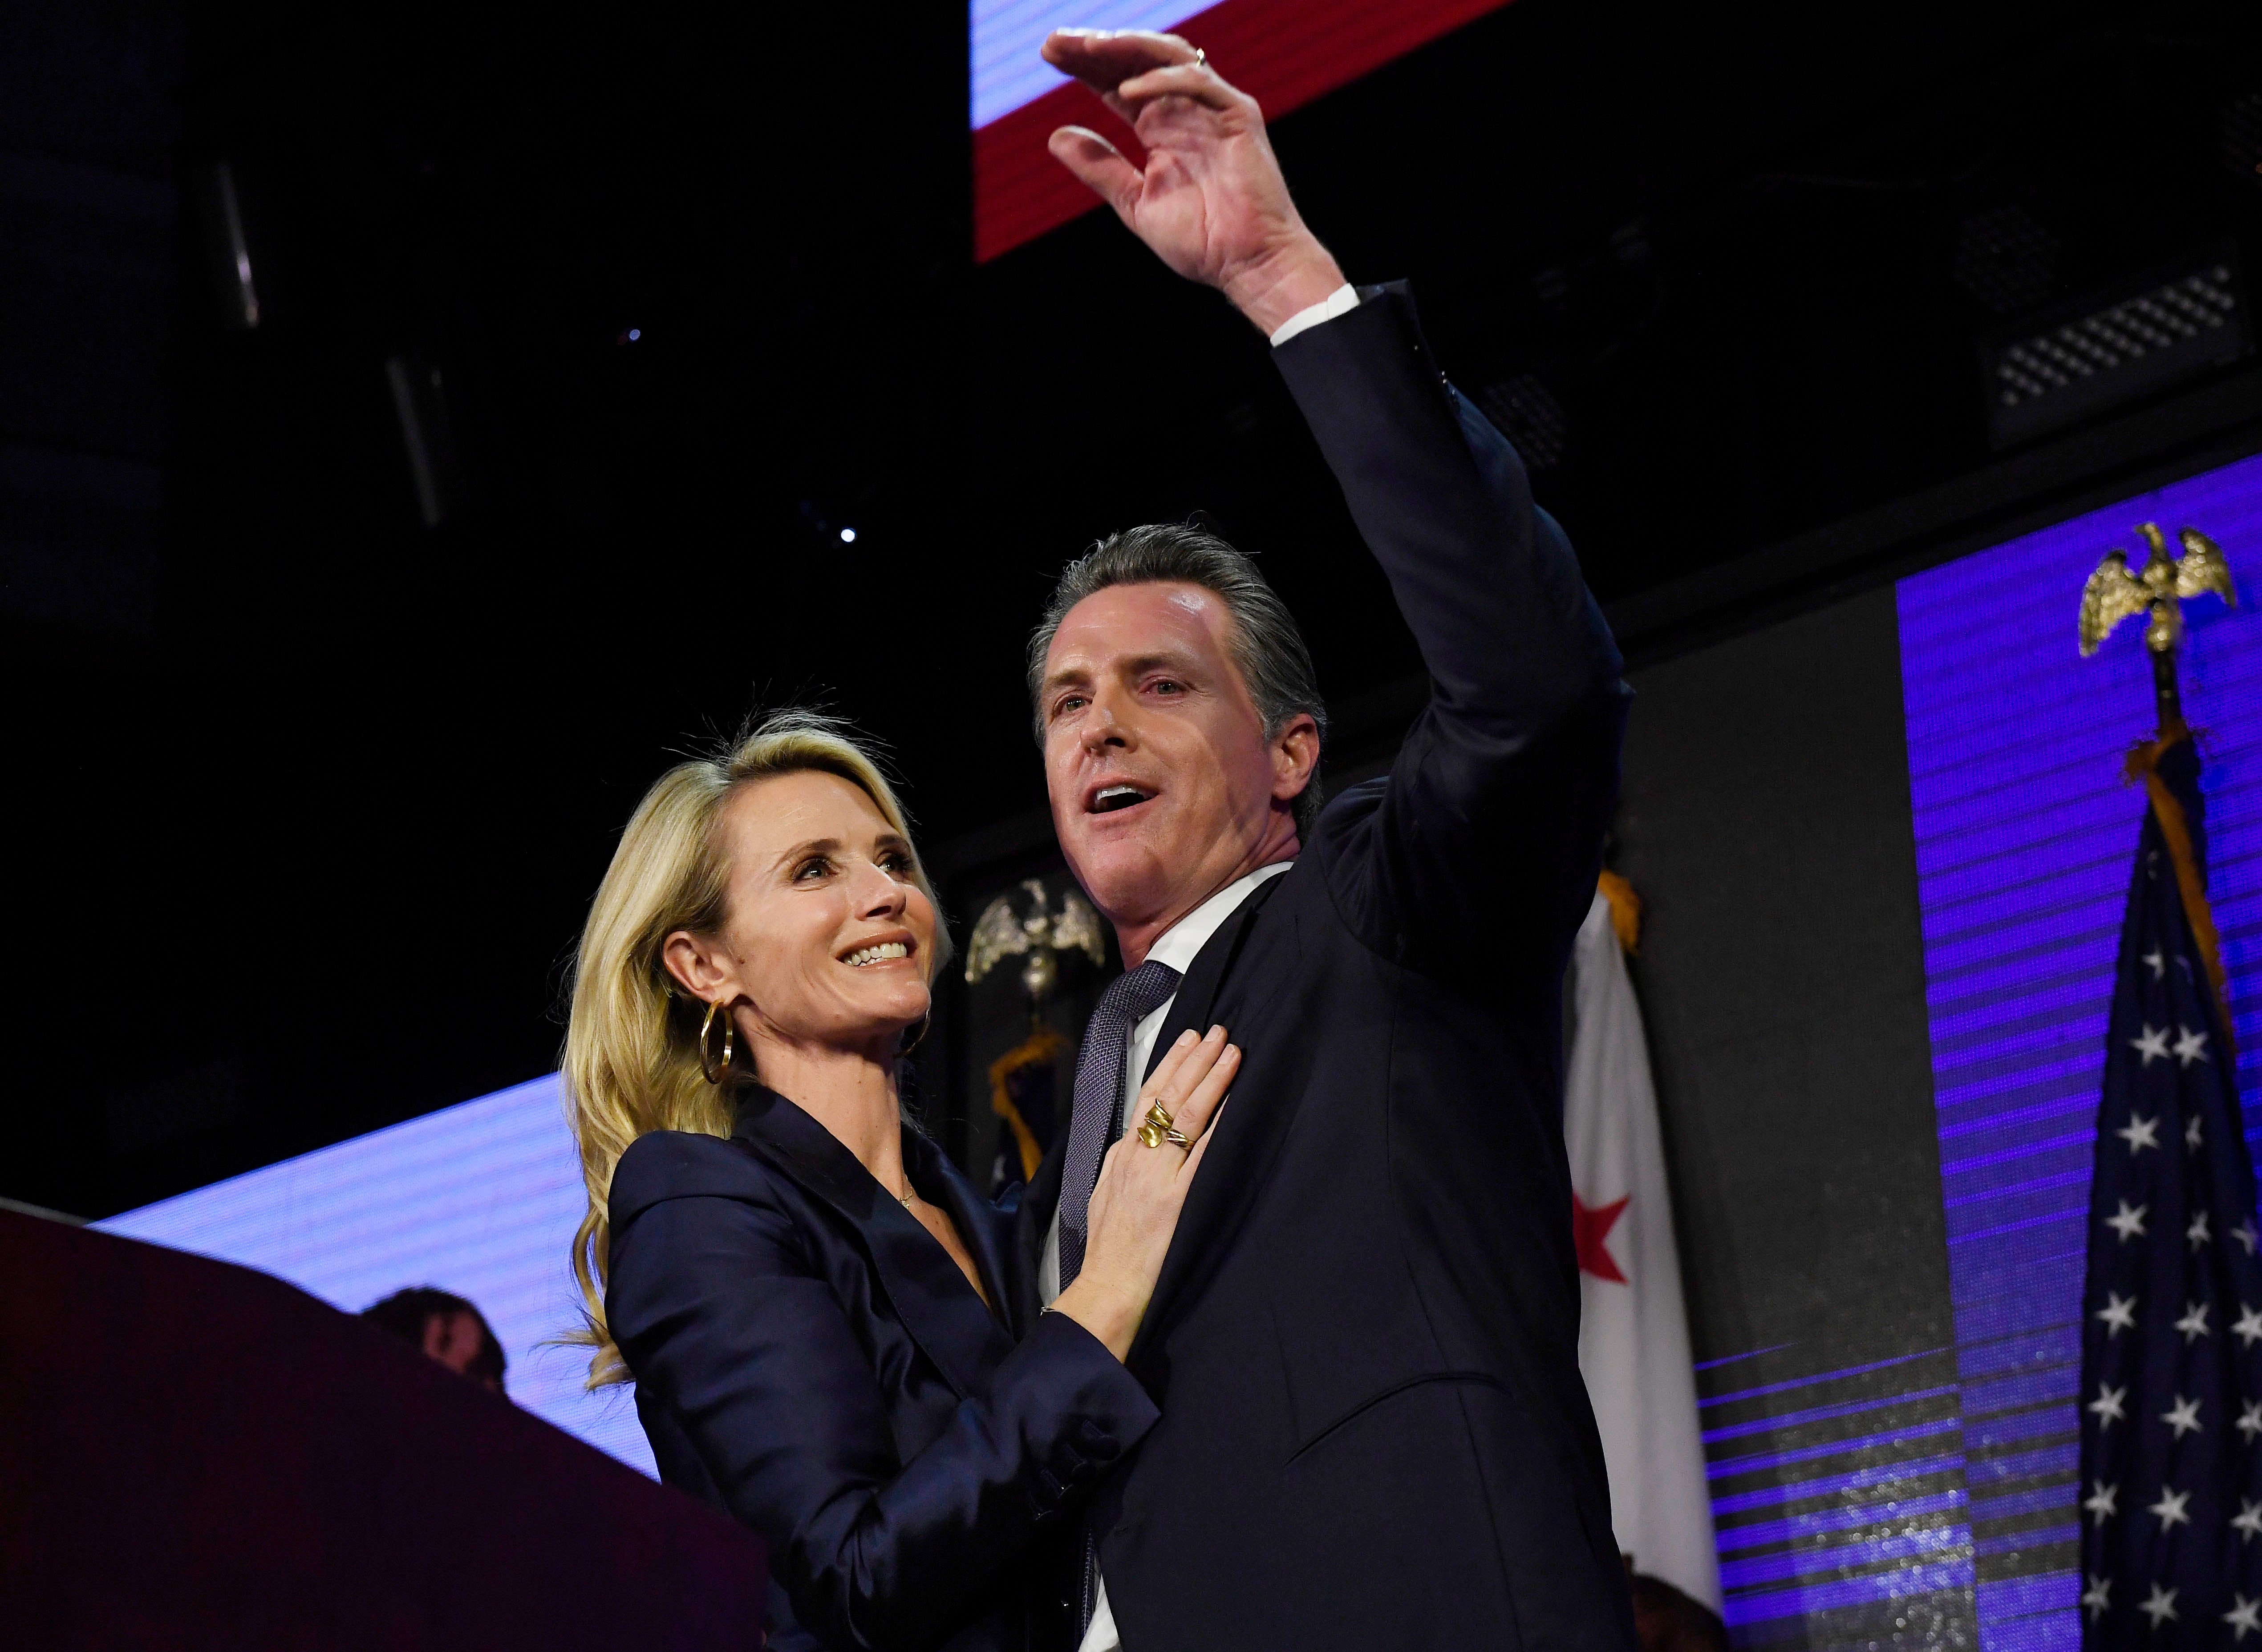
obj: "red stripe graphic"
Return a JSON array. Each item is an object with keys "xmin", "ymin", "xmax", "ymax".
[{"xmin": 975, "ymin": 0, "xmax": 1517, "ymax": 263}]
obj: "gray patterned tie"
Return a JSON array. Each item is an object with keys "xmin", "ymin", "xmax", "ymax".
[{"xmin": 1057, "ymin": 960, "xmax": 1183, "ymax": 1290}]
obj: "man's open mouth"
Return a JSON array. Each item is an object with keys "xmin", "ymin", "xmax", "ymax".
[{"xmin": 1089, "ymin": 784, "xmax": 1153, "ymax": 815}]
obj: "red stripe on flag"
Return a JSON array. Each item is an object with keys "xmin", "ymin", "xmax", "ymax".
[{"xmin": 974, "ymin": 0, "xmax": 1517, "ymax": 263}]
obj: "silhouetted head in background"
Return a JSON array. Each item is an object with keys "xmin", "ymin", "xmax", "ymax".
[{"xmin": 362, "ymin": 1287, "xmax": 507, "ymax": 1393}]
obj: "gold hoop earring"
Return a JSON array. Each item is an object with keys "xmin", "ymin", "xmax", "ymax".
[{"xmin": 699, "ymin": 999, "xmax": 737, "ymax": 1085}]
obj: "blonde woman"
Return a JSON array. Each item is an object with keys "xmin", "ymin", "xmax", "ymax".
[{"xmin": 565, "ymin": 712, "xmax": 1236, "ymax": 1652}]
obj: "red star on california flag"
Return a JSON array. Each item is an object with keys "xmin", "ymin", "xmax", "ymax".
[{"xmin": 1573, "ymin": 1192, "xmax": 1630, "ymax": 1284}]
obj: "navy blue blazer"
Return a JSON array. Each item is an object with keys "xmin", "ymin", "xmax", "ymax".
[
  {"xmin": 607, "ymin": 1085, "xmax": 1159, "ymax": 1652},
  {"xmin": 1014, "ymin": 285, "xmax": 1641, "ymax": 1652}
]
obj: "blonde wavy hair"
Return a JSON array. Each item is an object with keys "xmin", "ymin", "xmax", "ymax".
[{"xmin": 561, "ymin": 709, "xmax": 950, "ymax": 1387}]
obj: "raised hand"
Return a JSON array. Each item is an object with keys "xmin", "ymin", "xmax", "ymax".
[
  {"xmin": 1050, "ymin": 1024, "xmax": 1239, "ymax": 1360},
  {"xmin": 1041, "ymin": 28, "xmax": 1346, "ymax": 336}
]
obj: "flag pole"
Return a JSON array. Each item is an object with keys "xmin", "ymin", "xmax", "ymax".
[{"xmin": 2148, "ymin": 628, "xmax": 2185, "ymax": 742}]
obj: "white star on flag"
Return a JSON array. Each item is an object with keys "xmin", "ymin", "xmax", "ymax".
[
  {"xmin": 2089, "ymin": 1385, "xmax": 2128, "ymax": 1428},
  {"xmin": 2082, "ymin": 1574, "xmax": 2111, "ymax": 1620},
  {"xmin": 2150, "ymin": 1486, "xmax": 2193, "ymax": 1531},
  {"xmin": 2106, "ymin": 1200, "xmax": 2148, "ymax": 1242},
  {"xmin": 2161, "ymin": 1395, "xmax": 2202, "ymax": 1439},
  {"xmin": 2097, "ymin": 1292, "xmax": 2138, "ymax": 1336},
  {"xmin": 2174, "ymin": 1024, "xmax": 2209, "ymax": 1066},
  {"xmin": 2141, "ymin": 1583, "xmax": 2181, "ymax": 1626},
  {"xmin": 2241, "ymin": 1401, "xmax": 2262, "ymax": 1442},
  {"xmin": 2236, "ymin": 1305, "xmax": 2262, "ymax": 1348},
  {"xmin": 2229, "ymin": 1596, "xmax": 2262, "ymax": 1642},
  {"xmin": 2239, "ymin": 1220, "xmax": 2260, "ymax": 1255},
  {"xmin": 2118, "ymin": 1113, "xmax": 2162, "ymax": 1153},
  {"xmin": 2190, "ymin": 1209, "xmax": 2213, "ymax": 1250},
  {"xmin": 2144, "ymin": 947, "xmax": 2166, "ymax": 978},
  {"xmin": 2175, "ymin": 1300, "xmax": 2211, "ymax": 1343},
  {"xmin": 2238, "ymin": 1498, "xmax": 2262, "ymax": 1542},
  {"xmin": 2188, "ymin": 1112, "xmax": 2205, "ymax": 1150},
  {"xmin": 2084, "ymin": 1480, "xmax": 2119, "ymax": 1523},
  {"xmin": 2129, "ymin": 1024, "xmax": 2171, "ymax": 1065}
]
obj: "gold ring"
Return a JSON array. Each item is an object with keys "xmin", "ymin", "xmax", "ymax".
[
  {"xmin": 1137, "ymin": 1121, "xmax": 1195, "ymax": 1150},
  {"xmin": 1144, "ymin": 1099, "xmax": 1175, "ymax": 1132},
  {"xmin": 1190, "ymin": 48, "xmax": 1206, "ymax": 71}
]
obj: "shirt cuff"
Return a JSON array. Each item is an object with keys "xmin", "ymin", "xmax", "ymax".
[{"xmin": 1268, "ymin": 283, "xmax": 1360, "ymax": 348}]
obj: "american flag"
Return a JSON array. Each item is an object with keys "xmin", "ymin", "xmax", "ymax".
[{"xmin": 2080, "ymin": 733, "xmax": 2262, "ymax": 1643}]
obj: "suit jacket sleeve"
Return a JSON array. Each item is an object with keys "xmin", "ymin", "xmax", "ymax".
[
  {"xmin": 1272, "ymin": 282, "xmax": 1630, "ymax": 983},
  {"xmin": 606, "ymin": 1132, "xmax": 1159, "ymax": 1652}
]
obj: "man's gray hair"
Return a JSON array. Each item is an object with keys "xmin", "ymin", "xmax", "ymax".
[{"xmin": 1027, "ymin": 523, "xmax": 1330, "ymax": 838}]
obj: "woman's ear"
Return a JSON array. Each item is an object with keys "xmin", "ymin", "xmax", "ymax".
[{"xmin": 662, "ymin": 930, "xmax": 730, "ymax": 1003}]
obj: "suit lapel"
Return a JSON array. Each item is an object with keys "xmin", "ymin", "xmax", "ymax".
[
  {"xmin": 732, "ymin": 1087, "xmax": 1014, "ymax": 1399},
  {"xmin": 1139, "ymin": 872, "xmax": 1288, "ymax": 1089},
  {"xmin": 907, "ymin": 1127, "xmax": 1015, "ymax": 1334},
  {"xmin": 1128, "ymin": 873, "xmax": 1293, "ymax": 1365}
]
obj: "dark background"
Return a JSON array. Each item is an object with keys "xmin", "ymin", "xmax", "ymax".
[{"xmin": 7, "ymin": 0, "xmax": 2262, "ymax": 1222}]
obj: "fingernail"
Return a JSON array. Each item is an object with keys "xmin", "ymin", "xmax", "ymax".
[
  {"xmin": 1176, "ymin": 1029, "xmax": 1196, "ymax": 1046},
  {"xmin": 1208, "ymin": 1024, "xmax": 1225, "ymax": 1038}
]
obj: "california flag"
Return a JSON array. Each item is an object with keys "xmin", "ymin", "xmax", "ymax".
[{"xmin": 1565, "ymin": 882, "xmax": 1721, "ymax": 1609}]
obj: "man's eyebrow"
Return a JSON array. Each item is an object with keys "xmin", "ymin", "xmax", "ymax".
[
  {"xmin": 1121, "ymin": 650, "xmax": 1202, "ymax": 677},
  {"xmin": 1045, "ymin": 648, "xmax": 1202, "ymax": 689}
]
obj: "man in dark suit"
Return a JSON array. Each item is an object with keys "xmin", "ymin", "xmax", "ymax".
[{"xmin": 1017, "ymin": 29, "xmax": 1640, "ymax": 1652}]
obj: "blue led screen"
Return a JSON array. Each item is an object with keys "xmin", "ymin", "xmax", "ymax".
[
  {"xmin": 1897, "ymin": 449, "xmax": 2262, "ymax": 1648},
  {"xmin": 95, "ymin": 1074, "xmax": 655, "ymax": 1478}
]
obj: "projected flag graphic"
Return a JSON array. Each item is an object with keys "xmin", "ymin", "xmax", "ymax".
[{"xmin": 971, "ymin": 0, "xmax": 1516, "ymax": 261}]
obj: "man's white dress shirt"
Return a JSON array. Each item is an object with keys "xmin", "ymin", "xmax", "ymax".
[{"xmin": 1040, "ymin": 859, "xmax": 1291, "ymax": 1651}]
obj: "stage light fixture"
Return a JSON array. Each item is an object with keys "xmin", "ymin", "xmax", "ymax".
[
  {"xmin": 840, "ymin": 527, "xmax": 856, "ymax": 543},
  {"xmin": 192, "ymin": 162, "xmax": 261, "ymax": 331},
  {"xmin": 1981, "ymin": 255, "xmax": 2251, "ymax": 449},
  {"xmin": 386, "ymin": 353, "xmax": 462, "ymax": 529}
]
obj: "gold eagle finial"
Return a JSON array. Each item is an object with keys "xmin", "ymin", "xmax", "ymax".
[
  {"xmin": 964, "ymin": 878, "xmax": 1108, "ymax": 1000},
  {"xmin": 2078, "ymin": 522, "xmax": 2237, "ymax": 657}
]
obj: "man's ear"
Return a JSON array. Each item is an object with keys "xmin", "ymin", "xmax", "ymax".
[
  {"xmin": 1271, "ymin": 713, "xmax": 1321, "ymax": 801},
  {"xmin": 662, "ymin": 930, "xmax": 731, "ymax": 1003}
]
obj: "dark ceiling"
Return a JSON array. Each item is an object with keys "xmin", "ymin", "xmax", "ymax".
[{"xmin": 5, "ymin": 0, "xmax": 2258, "ymax": 1218}]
